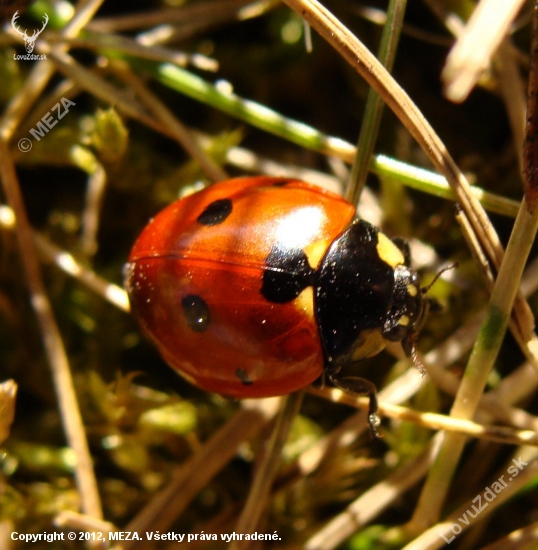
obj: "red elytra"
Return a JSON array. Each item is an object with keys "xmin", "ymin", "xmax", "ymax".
[{"xmin": 125, "ymin": 176, "xmax": 355, "ymax": 397}]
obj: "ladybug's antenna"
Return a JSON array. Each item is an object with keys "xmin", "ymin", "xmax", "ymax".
[{"xmin": 421, "ymin": 262, "xmax": 458, "ymax": 294}]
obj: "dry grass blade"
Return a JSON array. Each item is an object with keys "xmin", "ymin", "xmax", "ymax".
[
  {"xmin": 86, "ymin": 0, "xmax": 259, "ymax": 33},
  {"xmin": 233, "ymin": 393, "xmax": 303, "ymax": 548},
  {"xmin": 308, "ymin": 387, "xmax": 538, "ymax": 447},
  {"xmin": 0, "ymin": 205, "xmax": 129, "ymax": 310},
  {"xmin": 480, "ymin": 521, "xmax": 538, "ymax": 550},
  {"xmin": 403, "ymin": 451, "xmax": 538, "ymax": 549},
  {"xmin": 0, "ymin": 380, "xmax": 17, "ymax": 445},
  {"xmin": 54, "ymin": 511, "xmax": 116, "ymax": 537},
  {"xmin": 116, "ymin": 399, "xmax": 280, "ymax": 550},
  {"xmin": 523, "ymin": 2, "xmax": 538, "ymax": 214},
  {"xmin": 496, "ymin": 40, "xmax": 527, "ymax": 167},
  {"xmin": 110, "ymin": 60, "xmax": 227, "ymax": 182},
  {"xmin": 304, "ymin": 435, "xmax": 444, "ymax": 550},
  {"xmin": 46, "ymin": 50, "xmax": 166, "ymax": 132},
  {"xmin": 0, "ymin": 140, "xmax": 102, "ymax": 519},
  {"xmin": 43, "ymin": 49, "xmax": 225, "ymax": 181},
  {"xmin": 45, "ymin": 32, "xmax": 219, "ymax": 71},
  {"xmin": 407, "ymin": 2, "xmax": 538, "ymax": 536},
  {"xmin": 33, "ymin": 233, "xmax": 130, "ymax": 311},
  {"xmin": 442, "ymin": 0, "xmax": 527, "ymax": 102}
]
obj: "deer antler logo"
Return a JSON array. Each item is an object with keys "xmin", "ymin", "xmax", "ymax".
[{"xmin": 12, "ymin": 11, "xmax": 49, "ymax": 54}]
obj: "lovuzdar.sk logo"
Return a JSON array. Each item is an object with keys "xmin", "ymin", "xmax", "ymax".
[{"xmin": 11, "ymin": 10, "xmax": 48, "ymax": 60}]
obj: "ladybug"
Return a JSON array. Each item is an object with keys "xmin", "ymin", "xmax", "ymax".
[{"xmin": 125, "ymin": 176, "xmax": 429, "ymax": 434}]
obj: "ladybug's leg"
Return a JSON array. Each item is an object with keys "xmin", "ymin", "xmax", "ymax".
[{"xmin": 327, "ymin": 372, "xmax": 381, "ymax": 438}]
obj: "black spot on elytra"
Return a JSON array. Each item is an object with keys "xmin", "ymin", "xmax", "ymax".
[
  {"xmin": 197, "ymin": 198, "xmax": 232, "ymax": 226},
  {"xmin": 181, "ymin": 294, "xmax": 210, "ymax": 332},
  {"xmin": 262, "ymin": 246, "xmax": 316, "ymax": 303},
  {"xmin": 236, "ymin": 368, "xmax": 252, "ymax": 385}
]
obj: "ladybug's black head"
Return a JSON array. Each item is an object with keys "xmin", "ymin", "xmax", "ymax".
[
  {"xmin": 382, "ymin": 264, "xmax": 426, "ymax": 364},
  {"xmin": 383, "ymin": 262, "xmax": 454, "ymax": 370}
]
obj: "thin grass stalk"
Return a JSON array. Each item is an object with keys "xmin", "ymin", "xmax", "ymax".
[
  {"xmin": 0, "ymin": 140, "xmax": 103, "ymax": 519},
  {"xmin": 346, "ymin": 0, "xmax": 407, "ymax": 206},
  {"xmin": 232, "ymin": 392, "xmax": 304, "ymax": 549},
  {"xmin": 137, "ymin": 61, "xmax": 521, "ymax": 216},
  {"xmin": 408, "ymin": 1, "xmax": 538, "ymax": 532},
  {"xmin": 110, "ymin": 60, "xmax": 228, "ymax": 182},
  {"xmin": 117, "ymin": 399, "xmax": 280, "ymax": 550}
]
